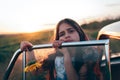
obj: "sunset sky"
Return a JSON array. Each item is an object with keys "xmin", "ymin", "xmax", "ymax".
[{"xmin": 0, "ymin": 0, "xmax": 120, "ymax": 34}]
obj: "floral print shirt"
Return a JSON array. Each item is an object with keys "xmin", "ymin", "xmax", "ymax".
[{"xmin": 55, "ymin": 57, "xmax": 75, "ymax": 80}]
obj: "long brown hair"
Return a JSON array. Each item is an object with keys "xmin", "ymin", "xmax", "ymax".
[
  {"xmin": 42, "ymin": 18, "xmax": 89, "ymax": 80},
  {"xmin": 54, "ymin": 18, "xmax": 89, "ymax": 72}
]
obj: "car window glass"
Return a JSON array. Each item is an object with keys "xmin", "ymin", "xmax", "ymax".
[{"xmin": 9, "ymin": 45, "xmax": 110, "ymax": 80}]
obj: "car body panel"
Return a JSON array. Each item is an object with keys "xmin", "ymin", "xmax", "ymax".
[{"xmin": 97, "ymin": 21, "xmax": 120, "ymax": 80}]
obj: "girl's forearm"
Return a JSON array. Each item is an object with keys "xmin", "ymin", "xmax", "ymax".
[{"xmin": 64, "ymin": 53, "xmax": 79, "ymax": 80}]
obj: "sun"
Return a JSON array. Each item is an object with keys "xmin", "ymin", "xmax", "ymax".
[
  {"xmin": 14, "ymin": 23, "xmax": 55, "ymax": 34},
  {"xmin": 20, "ymin": 25, "xmax": 42, "ymax": 33}
]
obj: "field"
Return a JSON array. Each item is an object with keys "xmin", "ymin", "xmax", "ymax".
[{"xmin": 0, "ymin": 17, "xmax": 120, "ymax": 79}]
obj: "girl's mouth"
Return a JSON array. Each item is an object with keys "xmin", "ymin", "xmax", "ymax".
[{"xmin": 64, "ymin": 39, "xmax": 73, "ymax": 42}]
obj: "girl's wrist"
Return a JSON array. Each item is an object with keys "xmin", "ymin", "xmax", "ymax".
[{"xmin": 63, "ymin": 52, "xmax": 70, "ymax": 57}]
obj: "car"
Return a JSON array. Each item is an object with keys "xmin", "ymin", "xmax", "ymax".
[
  {"xmin": 3, "ymin": 21, "xmax": 120, "ymax": 80},
  {"xmin": 97, "ymin": 21, "xmax": 120, "ymax": 80}
]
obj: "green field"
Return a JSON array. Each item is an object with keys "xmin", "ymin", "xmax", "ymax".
[{"xmin": 0, "ymin": 18, "xmax": 120, "ymax": 79}]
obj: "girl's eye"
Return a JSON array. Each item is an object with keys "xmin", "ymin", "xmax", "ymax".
[
  {"xmin": 59, "ymin": 32, "xmax": 65, "ymax": 37},
  {"xmin": 68, "ymin": 29, "xmax": 75, "ymax": 33}
]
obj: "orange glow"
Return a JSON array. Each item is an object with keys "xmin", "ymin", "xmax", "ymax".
[{"xmin": 18, "ymin": 48, "xmax": 55, "ymax": 62}]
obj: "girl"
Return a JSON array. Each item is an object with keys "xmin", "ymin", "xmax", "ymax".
[{"xmin": 20, "ymin": 18, "xmax": 103, "ymax": 80}]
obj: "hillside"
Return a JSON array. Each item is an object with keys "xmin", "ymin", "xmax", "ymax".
[{"xmin": 1, "ymin": 17, "xmax": 120, "ymax": 62}]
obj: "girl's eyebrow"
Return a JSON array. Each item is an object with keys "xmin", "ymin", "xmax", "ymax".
[
  {"xmin": 59, "ymin": 27, "xmax": 74, "ymax": 33},
  {"xmin": 59, "ymin": 31, "xmax": 64, "ymax": 34},
  {"xmin": 67, "ymin": 27, "xmax": 75, "ymax": 31}
]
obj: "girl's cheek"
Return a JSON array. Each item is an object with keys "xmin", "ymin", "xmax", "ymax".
[{"xmin": 59, "ymin": 37, "xmax": 64, "ymax": 41}]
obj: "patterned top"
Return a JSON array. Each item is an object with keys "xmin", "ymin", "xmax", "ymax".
[
  {"xmin": 54, "ymin": 47, "xmax": 100, "ymax": 80},
  {"xmin": 55, "ymin": 56, "xmax": 75, "ymax": 80}
]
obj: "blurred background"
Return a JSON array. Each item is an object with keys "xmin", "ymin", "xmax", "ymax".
[{"xmin": 0, "ymin": 0, "xmax": 120, "ymax": 79}]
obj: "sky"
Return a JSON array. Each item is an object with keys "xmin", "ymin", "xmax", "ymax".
[{"xmin": 0, "ymin": 0, "xmax": 120, "ymax": 34}]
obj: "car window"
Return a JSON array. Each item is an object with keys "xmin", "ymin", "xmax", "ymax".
[{"xmin": 8, "ymin": 45, "xmax": 111, "ymax": 80}]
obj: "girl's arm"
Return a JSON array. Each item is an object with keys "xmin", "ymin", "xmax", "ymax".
[
  {"xmin": 63, "ymin": 50, "xmax": 79, "ymax": 80},
  {"xmin": 53, "ymin": 40, "xmax": 79, "ymax": 80},
  {"xmin": 58, "ymin": 47, "xmax": 80, "ymax": 80},
  {"xmin": 79, "ymin": 64, "xmax": 88, "ymax": 80}
]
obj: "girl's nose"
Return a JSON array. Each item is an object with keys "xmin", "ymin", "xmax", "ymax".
[{"xmin": 65, "ymin": 33, "xmax": 70, "ymax": 39}]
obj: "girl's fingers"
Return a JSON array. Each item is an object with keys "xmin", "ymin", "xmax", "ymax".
[
  {"xmin": 53, "ymin": 40, "xmax": 63, "ymax": 49},
  {"xmin": 53, "ymin": 42, "xmax": 59, "ymax": 49},
  {"xmin": 20, "ymin": 41, "xmax": 33, "ymax": 51},
  {"xmin": 20, "ymin": 41, "xmax": 25, "ymax": 51}
]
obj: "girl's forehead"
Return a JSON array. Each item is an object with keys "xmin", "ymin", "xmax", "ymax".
[
  {"xmin": 59, "ymin": 23, "xmax": 73, "ymax": 30},
  {"xmin": 59, "ymin": 26, "xmax": 73, "ymax": 33}
]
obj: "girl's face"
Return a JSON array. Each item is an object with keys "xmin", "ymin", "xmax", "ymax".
[{"xmin": 58, "ymin": 23, "xmax": 80, "ymax": 42}]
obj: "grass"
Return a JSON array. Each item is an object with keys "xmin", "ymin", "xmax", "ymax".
[{"xmin": 0, "ymin": 30, "xmax": 54, "ymax": 79}]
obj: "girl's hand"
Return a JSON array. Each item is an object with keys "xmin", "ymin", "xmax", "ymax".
[
  {"xmin": 52, "ymin": 40, "xmax": 69, "ymax": 55},
  {"xmin": 52, "ymin": 40, "xmax": 63, "ymax": 49},
  {"xmin": 20, "ymin": 41, "xmax": 33, "ymax": 51}
]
